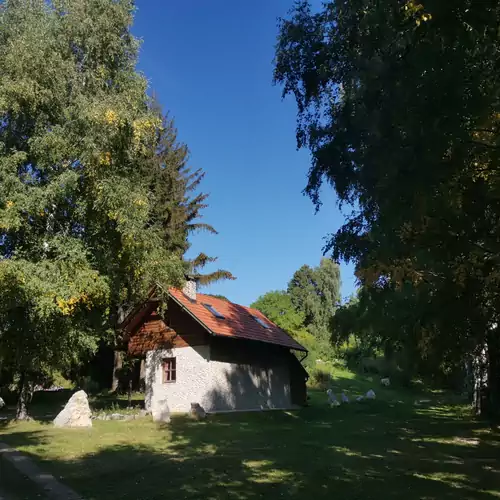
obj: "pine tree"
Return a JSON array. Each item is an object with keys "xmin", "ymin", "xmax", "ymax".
[{"xmin": 144, "ymin": 110, "xmax": 234, "ymax": 290}]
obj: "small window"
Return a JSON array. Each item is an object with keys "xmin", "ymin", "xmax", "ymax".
[
  {"xmin": 252, "ymin": 315, "xmax": 270, "ymax": 329},
  {"xmin": 202, "ymin": 303, "xmax": 225, "ymax": 319},
  {"xmin": 162, "ymin": 358, "xmax": 176, "ymax": 383}
]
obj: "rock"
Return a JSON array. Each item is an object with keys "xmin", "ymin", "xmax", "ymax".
[
  {"xmin": 326, "ymin": 389, "xmax": 339, "ymax": 406},
  {"xmin": 380, "ymin": 377, "xmax": 390, "ymax": 387},
  {"xmin": 152, "ymin": 398, "xmax": 171, "ymax": 423},
  {"xmin": 341, "ymin": 392, "xmax": 350, "ymax": 404},
  {"xmin": 0, "ymin": 397, "xmax": 5, "ymax": 409},
  {"xmin": 365, "ymin": 389, "xmax": 376, "ymax": 400},
  {"xmin": 109, "ymin": 413, "xmax": 125, "ymax": 420},
  {"xmin": 53, "ymin": 390, "xmax": 92, "ymax": 428},
  {"xmin": 190, "ymin": 402, "xmax": 206, "ymax": 421},
  {"xmin": 356, "ymin": 396, "xmax": 364, "ymax": 402}
]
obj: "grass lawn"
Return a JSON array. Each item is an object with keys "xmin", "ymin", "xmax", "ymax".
[{"xmin": 0, "ymin": 369, "xmax": 499, "ymax": 500}]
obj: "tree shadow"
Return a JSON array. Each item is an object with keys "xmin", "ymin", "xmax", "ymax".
[{"xmin": 1, "ymin": 391, "xmax": 499, "ymax": 500}]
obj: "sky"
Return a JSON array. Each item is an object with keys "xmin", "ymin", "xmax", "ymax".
[{"xmin": 132, "ymin": 0, "xmax": 356, "ymax": 306}]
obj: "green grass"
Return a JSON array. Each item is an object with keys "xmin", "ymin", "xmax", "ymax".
[{"xmin": 0, "ymin": 369, "xmax": 499, "ymax": 500}]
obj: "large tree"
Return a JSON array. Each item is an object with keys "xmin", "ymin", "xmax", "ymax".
[
  {"xmin": 0, "ymin": 0, "xmax": 187, "ymax": 417},
  {"xmin": 275, "ymin": 1, "xmax": 500, "ymax": 413},
  {"xmin": 251, "ymin": 290, "xmax": 306, "ymax": 334},
  {"xmin": 288, "ymin": 258, "xmax": 341, "ymax": 342}
]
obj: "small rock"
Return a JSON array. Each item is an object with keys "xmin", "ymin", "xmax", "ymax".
[
  {"xmin": 190, "ymin": 402, "xmax": 206, "ymax": 421},
  {"xmin": 53, "ymin": 390, "xmax": 92, "ymax": 428},
  {"xmin": 381, "ymin": 377, "xmax": 390, "ymax": 387},
  {"xmin": 326, "ymin": 389, "xmax": 338, "ymax": 406},
  {"xmin": 109, "ymin": 413, "xmax": 125, "ymax": 420},
  {"xmin": 366, "ymin": 389, "xmax": 376, "ymax": 400},
  {"xmin": 341, "ymin": 392, "xmax": 350, "ymax": 404},
  {"xmin": 356, "ymin": 396, "xmax": 364, "ymax": 402},
  {"xmin": 0, "ymin": 397, "xmax": 5, "ymax": 409}
]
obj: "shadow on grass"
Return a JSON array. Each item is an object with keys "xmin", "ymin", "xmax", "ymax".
[{"xmin": 1, "ymin": 388, "xmax": 499, "ymax": 500}]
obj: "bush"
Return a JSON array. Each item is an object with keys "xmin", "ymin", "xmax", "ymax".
[{"xmin": 309, "ymin": 368, "xmax": 333, "ymax": 388}]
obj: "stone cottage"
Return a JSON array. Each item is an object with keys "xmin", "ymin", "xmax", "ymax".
[{"xmin": 121, "ymin": 280, "xmax": 308, "ymax": 413}]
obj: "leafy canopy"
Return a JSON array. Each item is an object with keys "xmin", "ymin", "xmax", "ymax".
[
  {"xmin": 0, "ymin": 0, "xmax": 188, "ymax": 398},
  {"xmin": 274, "ymin": 0, "xmax": 500, "ymax": 408}
]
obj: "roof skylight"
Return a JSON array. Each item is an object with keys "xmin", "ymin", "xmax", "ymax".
[
  {"xmin": 252, "ymin": 315, "xmax": 270, "ymax": 329},
  {"xmin": 203, "ymin": 303, "xmax": 225, "ymax": 319}
]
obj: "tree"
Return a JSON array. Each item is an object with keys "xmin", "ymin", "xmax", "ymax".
[
  {"xmin": 143, "ymin": 110, "xmax": 234, "ymax": 288},
  {"xmin": 288, "ymin": 258, "xmax": 341, "ymax": 342},
  {"xmin": 251, "ymin": 290, "xmax": 306, "ymax": 334},
  {"xmin": 275, "ymin": 1, "xmax": 500, "ymax": 414},
  {"xmin": 0, "ymin": 0, "xmax": 187, "ymax": 417}
]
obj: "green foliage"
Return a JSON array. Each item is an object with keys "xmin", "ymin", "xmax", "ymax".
[
  {"xmin": 251, "ymin": 290, "xmax": 306, "ymax": 333},
  {"xmin": 288, "ymin": 258, "xmax": 341, "ymax": 343},
  {"xmin": 0, "ymin": 0, "xmax": 231, "ymax": 413},
  {"xmin": 143, "ymin": 111, "xmax": 233, "ymax": 288},
  {"xmin": 275, "ymin": 1, "xmax": 500, "ymax": 413},
  {"xmin": 251, "ymin": 259, "xmax": 341, "ymax": 365},
  {"xmin": 308, "ymin": 366, "xmax": 333, "ymax": 388}
]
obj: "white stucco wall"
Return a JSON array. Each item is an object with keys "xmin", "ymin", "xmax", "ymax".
[
  {"xmin": 145, "ymin": 345, "xmax": 210, "ymax": 412},
  {"xmin": 145, "ymin": 343, "xmax": 293, "ymax": 413},
  {"xmin": 203, "ymin": 357, "xmax": 291, "ymax": 412}
]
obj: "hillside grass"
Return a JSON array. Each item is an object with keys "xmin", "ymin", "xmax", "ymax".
[{"xmin": 0, "ymin": 367, "xmax": 499, "ymax": 500}]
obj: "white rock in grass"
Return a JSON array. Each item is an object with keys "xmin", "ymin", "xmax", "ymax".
[
  {"xmin": 190, "ymin": 403, "xmax": 206, "ymax": 420},
  {"xmin": 327, "ymin": 389, "xmax": 340, "ymax": 407},
  {"xmin": 53, "ymin": 390, "xmax": 92, "ymax": 428},
  {"xmin": 0, "ymin": 397, "xmax": 5, "ymax": 409},
  {"xmin": 356, "ymin": 396, "xmax": 364, "ymax": 402},
  {"xmin": 366, "ymin": 389, "xmax": 376, "ymax": 400},
  {"xmin": 152, "ymin": 398, "xmax": 171, "ymax": 423},
  {"xmin": 381, "ymin": 377, "xmax": 391, "ymax": 387},
  {"xmin": 341, "ymin": 392, "xmax": 350, "ymax": 404}
]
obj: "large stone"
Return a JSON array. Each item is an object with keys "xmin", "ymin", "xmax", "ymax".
[
  {"xmin": 152, "ymin": 398, "xmax": 171, "ymax": 423},
  {"xmin": 53, "ymin": 390, "xmax": 92, "ymax": 428},
  {"xmin": 190, "ymin": 402, "xmax": 206, "ymax": 421}
]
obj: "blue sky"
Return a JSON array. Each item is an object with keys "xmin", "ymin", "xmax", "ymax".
[{"xmin": 133, "ymin": 0, "xmax": 356, "ymax": 306}]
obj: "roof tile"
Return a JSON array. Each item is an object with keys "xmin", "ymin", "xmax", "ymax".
[{"xmin": 169, "ymin": 289, "xmax": 307, "ymax": 352}]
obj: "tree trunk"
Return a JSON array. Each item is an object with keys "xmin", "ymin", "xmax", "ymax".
[
  {"xmin": 16, "ymin": 372, "xmax": 33, "ymax": 420},
  {"xmin": 111, "ymin": 350, "xmax": 123, "ymax": 392},
  {"xmin": 486, "ymin": 330, "xmax": 500, "ymax": 417},
  {"xmin": 472, "ymin": 344, "xmax": 488, "ymax": 416},
  {"xmin": 127, "ymin": 378, "xmax": 132, "ymax": 409}
]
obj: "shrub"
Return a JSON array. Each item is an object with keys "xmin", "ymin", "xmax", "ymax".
[{"xmin": 309, "ymin": 368, "xmax": 333, "ymax": 388}]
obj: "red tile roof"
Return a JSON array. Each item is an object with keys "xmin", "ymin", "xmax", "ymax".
[{"xmin": 169, "ymin": 289, "xmax": 307, "ymax": 352}]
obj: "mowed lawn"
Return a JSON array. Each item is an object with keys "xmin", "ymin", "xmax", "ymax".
[{"xmin": 0, "ymin": 371, "xmax": 499, "ymax": 500}]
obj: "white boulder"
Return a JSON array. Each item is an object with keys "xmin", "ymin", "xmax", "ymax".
[
  {"xmin": 53, "ymin": 390, "xmax": 92, "ymax": 428},
  {"xmin": 190, "ymin": 403, "xmax": 206, "ymax": 420},
  {"xmin": 366, "ymin": 389, "xmax": 376, "ymax": 400},
  {"xmin": 327, "ymin": 389, "xmax": 340, "ymax": 407},
  {"xmin": 381, "ymin": 377, "xmax": 390, "ymax": 387},
  {"xmin": 152, "ymin": 398, "xmax": 171, "ymax": 423}
]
